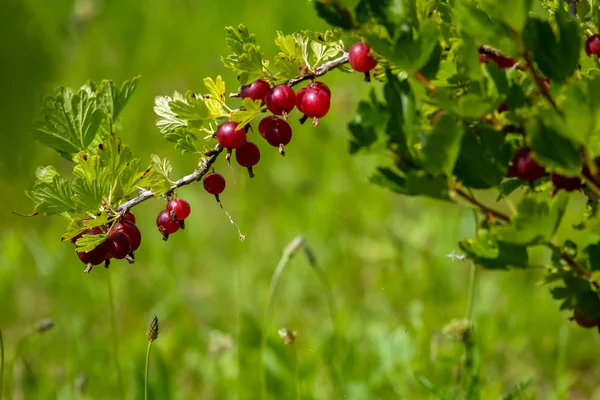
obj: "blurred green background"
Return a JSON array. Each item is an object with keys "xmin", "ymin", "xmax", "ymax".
[{"xmin": 1, "ymin": 0, "xmax": 599, "ymax": 399}]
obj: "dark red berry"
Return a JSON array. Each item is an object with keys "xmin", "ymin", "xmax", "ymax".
[
  {"xmin": 265, "ymin": 84, "xmax": 296, "ymax": 117},
  {"xmin": 348, "ymin": 42, "xmax": 378, "ymax": 73},
  {"xmin": 240, "ymin": 79, "xmax": 270, "ymax": 103},
  {"xmin": 573, "ymin": 309, "xmax": 600, "ymax": 328},
  {"xmin": 157, "ymin": 210, "xmax": 180, "ymax": 239},
  {"xmin": 107, "ymin": 231, "xmax": 132, "ymax": 260},
  {"xmin": 203, "ymin": 172, "xmax": 226, "ymax": 202},
  {"xmin": 296, "ymin": 88, "xmax": 307, "ymax": 115},
  {"xmin": 309, "ymin": 81, "xmax": 331, "ymax": 96},
  {"xmin": 586, "ymin": 34, "xmax": 600, "ymax": 57},
  {"xmin": 511, "ymin": 148, "xmax": 545, "ymax": 181},
  {"xmin": 236, "ymin": 141, "xmax": 261, "ymax": 178},
  {"xmin": 111, "ymin": 221, "xmax": 141, "ymax": 252},
  {"xmin": 216, "ymin": 121, "xmax": 246, "ymax": 149},
  {"xmin": 261, "ymin": 116, "xmax": 292, "ymax": 155},
  {"xmin": 122, "ymin": 211, "xmax": 136, "ymax": 224},
  {"xmin": 299, "ymin": 86, "xmax": 331, "ymax": 124},
  {"xmin": 551, "ymin": 174, "xmax": 581, "ymax": 192},
  {"xmin": 167, "ymin": 198, "xmax": 191, "ymax": 221},
  {"xmin": 498, "ymin": 104, "xmax": 509, "ymax": 113}
]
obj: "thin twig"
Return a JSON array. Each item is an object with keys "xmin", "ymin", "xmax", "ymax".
[
  {"xmin": 453, "ymin": 187, "xmax": 511, "ymax": 222},
  {"xmin": 547, "ymin": 242, "xmax": 599, "ymax": 289},
  {"xmin": 567, "ymin": 0, "xmax": 577, "ymax": 18},
  {"xmin": 115, "ymin": 144, "xmax": 223, "ymax": 214},
  {"xmin": 522, "ymin": 52, "xmax": 563, "ymax": 116}
]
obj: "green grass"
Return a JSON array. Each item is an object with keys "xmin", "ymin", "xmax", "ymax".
[{"xmin": 1, "ymin": 0, "xmax": 600, "ymax": 398}]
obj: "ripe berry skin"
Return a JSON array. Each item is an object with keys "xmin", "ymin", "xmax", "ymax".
[
  {"xmin": 573, "ymin": 309, "xmax": 600, "ymax": 328},
  {"xmin": 265, "ymin": 84, "xmax": 296, "ymax": 116},
  {"xmin": 551, "ymin": 174, "xmax": 581, "ymax": 192},
  {"xmin": 348, "ymin": 42, "xmax": 378, "ymax": 73},
  {"xmin": 296, "ymin": 88, "xmax": 307, "ymax": 114},
  {"xmin": 261, "ymin": 116, "xmax": 292, "ymax": 155},
  {"xmin": 240, "ymin": 79, "xmax": 270, "ymax": 103},
  {"xmin": 167, "ymin": 198, "xmax": 191, "ymax": 221},
  {"xmin": 111, "ymin": 221, "xmax": 141, "ymax": 252},
  {"xmin": 236, "ymin": 141, "xmax": 261, "ymax": 177},
  {"xmin": 585, "ymin": 34, "xmax": 600, "ymax": 57},
  {"xmin": 310, "ymin": 81, "xmax": 331, "ymax": 96},
  {"xmin": 512, "ymin": 148, "xmax": 545, "ymax": 181},
  {"xmin": 300, "ymin": 86, "xmax": 331, "ymax": 119},
  {"xmin": 157, "ymin": 210, "xmax": 180, "ymax": 238},
  {"xmin": 203, "ymin": 172, "xmax": 226, "ymax": 195},
  {"xmin": 216, "ymin": 121, "xmax": 247, "ymax": 149},
  {"xmin": 107, "ymin": 231, "xmax": 132, "ymax": 260},
  {"xmin": 497, "ymin": 104, "xmax": 509, "ymax": 113},
  {"xmin": 122, "ymin": 211, "xmax": 136, "ymax": 224}
]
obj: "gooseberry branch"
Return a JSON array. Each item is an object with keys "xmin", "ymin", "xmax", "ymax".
[{"xmin": 115, "ymin": 53, "xmax": 350, "ymax": 216}]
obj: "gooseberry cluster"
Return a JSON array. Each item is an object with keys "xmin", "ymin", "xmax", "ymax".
[
  {"xmin": 208, "ymin": 41, "xmax": 377, "ymax": 190},
  {"xmin": 506, "ymin": 147, "xmax": 582, "ymax": 192},
  {"xmin": 156, "ymin": 198, "xmax": 192, "ymax": 240},
  {"xmin": 73, "ymin": 211, "xmax": 142, "ymax": 273}
]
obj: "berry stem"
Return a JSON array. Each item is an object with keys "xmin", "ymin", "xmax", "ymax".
[{"xmin": 522, "ymin": 51, "xmax": 564, "ymax": 117}]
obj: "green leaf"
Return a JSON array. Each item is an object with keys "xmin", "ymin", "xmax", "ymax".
[
  {"xmin": 528, "ymin": 118, "xmax": 581, "ymax": 175},
  {"xmin": 169, "ymin": 90, "xmax": 210, "ymax": 122},
  {"xmin": 421, "ymin": 114, "xmax": 464, "ymax": 176},
  {"xmin": 118, "ymin": 159, "xmax": 151, "ymax": 199},
  {"xmin": 366, "ymin": 20, "xmax": 440, "ymax": 72},
  {"xmin": 274, "ymin": 32, "xmax": 304, "ymax": 80},
  {"xmin": 383, "ymin": 70, "xmax": 415, "ymax": 158},
  {"xmin": 75, "ymin": 232, "xmax": 108, "ymax": 253},
  {"xmin": 414, "ymin": 374, "xmax": 455, "ymax": 400},
  {"xmin": 454, "ymin": 1, "xmax": 517, "ymax": 57},
  {"xmin": 221, "ymin": 25, "xmax": 266, "ymax": 84},
  {"xmin": 347, "ymin": 90, "xmax": 387, "ymax": 154},
  {"xmin": 370, "ymin": 167, "xmax": 409, "ymax": 195},
  {"xmin": 313, "ymin": 1, "xmax": 354, "ymax": 30},
  {"xmin": 453, "ymin": 128, "xmax": 513, "ymax": 189},
  {"xmin": 151, "ymin": 154, "xmax": 172, "ymax": 180},
  {"xmin": 27, "ymin": 175, "xmax": 75, "ymax": 215},
  {"xmin": 62, "ymin": 213, "xmax": 111, "ymax": 242},
  {"xmin": 460, "ymin": 229, "xmax": 529, "ymax": 269},
  {"xmin": 495, "ymin": 192, "xmax": 569, "ymax": 245},
  {"xmin": 34, "ymin": 166, "xmax": 59, "ymax": 184},
  {"xmin": 33, "ymin": 86, "xmax": 105, "ymax": 157},
  {"xmin": 405, "ymin": 171, "xmax": 450, "ymax": 200},
  {"xmin": 96, "ymin": 76, "xmax": 140, "ymax": 121},
  {"xmin": 559, "ymin": 77, "xmax": 600, "ymax": 156},
  {"xmin": 355, "ymin": 0, "xmax": 397, "ymax": 36},
  {"xmin": 523, "ymin": 11, "xmax": 581, "ymax": 83},
  {"xmin": 71, "ymin": 158, "xmax": 112, "ymax": 213},
  {"xmin": 230, "ymin": 98, "xmax": 262, "ymax": 127},
  {"xmin": 154, "ymin": 94, "xmax": 188, "ymax": 134},
  {"xmin": 148, "ymin": 155, "xmax": 173, "ymax": 196}
]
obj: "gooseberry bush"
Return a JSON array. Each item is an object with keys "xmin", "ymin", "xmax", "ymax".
[{"xmin": 23, "ymin": 0, "xmax": 600, "ymax": 337}]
